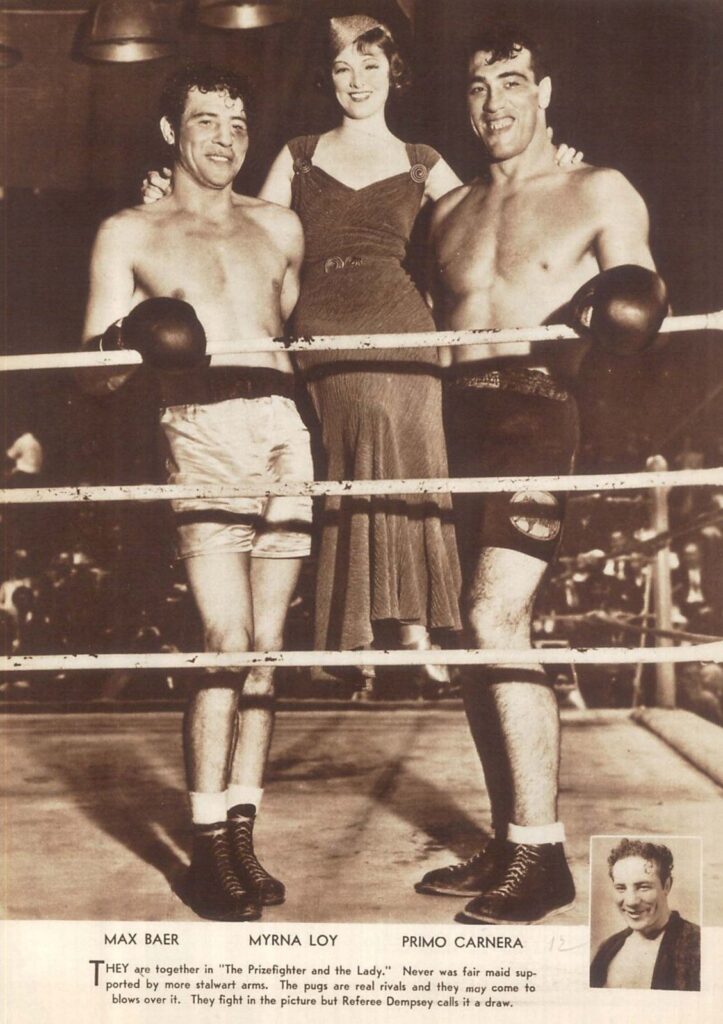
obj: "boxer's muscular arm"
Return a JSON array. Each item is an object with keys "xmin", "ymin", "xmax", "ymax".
[
  {"xmin": 80, "ymin": 213, "xmax": 140, "ymax": 394},
  {"xmin": 425, "ymin": 186, "xmax": 469, "ymax": 365},
  {"xmin": 274, "ymin": 207, "xmax": 305, "ymax": 325},
  {"xmin": 258, "ymin": 146, "xmax": 294, "ymax": 209},
  {"xmin": 591, "ymin": 169, "xmax": 656, "ymax": 271}
]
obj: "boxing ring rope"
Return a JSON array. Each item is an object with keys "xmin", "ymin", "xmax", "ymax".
[
  {"xmin": 2, "ymin": 311, "xmax": 722, "ymax": 682},
  {"xmin": 3, "ymin": 467, "xmax": 722, "ymax": 505},
  {"xmin": 3, "ymin": 643, "xmax": 722, "ymax": 676},
  {"xmin": 0, "ymin": 310, "xmax": 721, "ymax": 373},
  {"xmin": 546, "ymin": 611, "xmax": 720, "ymax": 646}
]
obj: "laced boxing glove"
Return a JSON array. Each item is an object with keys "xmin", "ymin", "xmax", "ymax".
[
  {"xmin": 567, "ymin": 265, "xmax": 668, "ymax": 356},
  {"xmin": 93, "ymin": 297, "xmax": 207, "ymax": 371}
]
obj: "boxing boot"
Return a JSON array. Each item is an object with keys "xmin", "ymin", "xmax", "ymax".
[
  {"xmin": 176, "ymin": 823, "xmax": 261, "ymax": 922},
  {"xmin": 415, "ymin": 837, "xmax": 511, "ymax": 897},
  {"xmin": 228, "ymin": 805, "xmax": 286, "ymax": 906},
  {"xmin": 456, "ymin": 841, "xmax": 575, "ymax": 925}
]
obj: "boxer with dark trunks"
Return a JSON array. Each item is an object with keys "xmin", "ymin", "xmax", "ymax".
[
  {"xmin": 415, "ymin": 25, "xmax": 667, "ymax": 924},
  {"xmin": 81, "ymin": 64, "xmax": 309, "ymax": 921}
]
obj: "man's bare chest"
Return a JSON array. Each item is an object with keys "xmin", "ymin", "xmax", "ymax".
[
  {"xmin": 134, "ymin": 220, "xmax": 281, "ymax": 298},
  {"xmin": 437, "ymin": 187, "xmax": 596, "ymax": 293}
]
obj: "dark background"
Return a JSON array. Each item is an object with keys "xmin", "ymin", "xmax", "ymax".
[{"xmin": 1, "ymin": 0, "xmax": 721, "ymax": 480}]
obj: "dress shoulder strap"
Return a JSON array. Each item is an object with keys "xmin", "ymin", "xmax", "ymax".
[
  {"xmin": 408, "ymin": 143, "xmax": 442, "ymax": 171},
  {"xmin": 405, "ymin": 143, "xmax": 442, "ymax": 185},
  {"xmin": 287, "ymin": 134, "xmax": 320, "ymax": 170}
]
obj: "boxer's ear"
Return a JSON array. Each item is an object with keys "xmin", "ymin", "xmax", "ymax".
[
  {"xmin": 538, "ymin": 76, "xmax": 552, "ymax": 110},
  {"xmin": 160, "ymin": 117, "xmax": 175, "ymax": 147}
]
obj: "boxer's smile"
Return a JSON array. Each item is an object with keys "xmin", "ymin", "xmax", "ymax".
[
  {"xmin": 611, "ymin": 856, "xmax": 672, "ymax": 935},
  {"xmin": 467, "ymin": 47, "xmax": 550, "ymax": 162},
  {"xmin": 486, "ymin": 116, "xmax": 515, "ymax": 133},
  {"xmin": 165, "ymin": 88, "xmax": 249, "ymax": 189}
]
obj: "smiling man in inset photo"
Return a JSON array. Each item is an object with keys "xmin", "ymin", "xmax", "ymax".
[{"xmin": 590, "ymin": 838, "xmax": 701, "ymax": 990}]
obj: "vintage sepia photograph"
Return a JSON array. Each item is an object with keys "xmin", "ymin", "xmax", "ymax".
[
  {"xmin": 1, "ymin": 0, "xmax": 722, "ymax": 1019},
  {"xmin": 589, "ymin": 835, "xmax": 702, "ymax": 991}
]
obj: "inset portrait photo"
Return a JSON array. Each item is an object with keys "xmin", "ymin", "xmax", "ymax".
[{"xmin": 589, "ymin": 835, "xmax": 701, "ymax": 991}]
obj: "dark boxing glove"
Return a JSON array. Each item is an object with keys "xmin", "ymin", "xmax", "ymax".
[
  {"xmin": 91, "ymin": 297, "xmax": 207, "ymax": 371},
  {"xmin": 123, "ymin": 297, "xmax": 207, "ymax": 371},
  {"xmin": 567, "ymin": 265, "xmax": 668, "ymax": 356}
]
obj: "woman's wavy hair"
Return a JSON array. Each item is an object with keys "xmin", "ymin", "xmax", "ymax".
[{"xmin": 317, "ymin": 24, "xmax": 411, "ymax": 96}]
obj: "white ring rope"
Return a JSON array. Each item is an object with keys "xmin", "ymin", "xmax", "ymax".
[
  {"xmin": 2, "ymin": 467, "xmax": 721, "ymax": 504},
  {"xmin": 1, "ymin": 310, "xmax": 721, "ymax": 373},
  {"xmin": 3, "ymin": 642, "xmax": 722, "ymax": 675}
]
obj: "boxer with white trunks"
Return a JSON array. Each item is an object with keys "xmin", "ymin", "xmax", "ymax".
[
  {"xmin": 81, "ymin": 63, "xmax": 308, "ymax": 922},
  {"xmin": 160, "ymin": 366, "xmax": 312, "ymax": 561},
  {"xmin": 415, "ymin": 24, "xmax": 668, "ymax": 925}
]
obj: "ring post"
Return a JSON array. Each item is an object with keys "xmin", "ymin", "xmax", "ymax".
[{"xmin": 647, "ymin": 455, "xmax": 676, "ymax": 708}]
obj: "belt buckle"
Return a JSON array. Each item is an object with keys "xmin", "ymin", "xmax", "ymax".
[{"xmin": 324, "ymin": 255, "xmax": 363, "ymax": 274}]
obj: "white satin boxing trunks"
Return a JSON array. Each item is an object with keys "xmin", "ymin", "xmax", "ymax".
[{"xmin": 159, "ymin": 366, "xmax": 313, "ymax": 560}]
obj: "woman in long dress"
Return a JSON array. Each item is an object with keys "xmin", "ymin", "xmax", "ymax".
[{"xmin": 259, "ymin": 15, "xmax": 463, "ymax": 673}]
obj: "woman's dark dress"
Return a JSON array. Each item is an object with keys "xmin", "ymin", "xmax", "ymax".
[{"xmin": 288, "ymin": 135, "xmax": 461, "ymax": 651}]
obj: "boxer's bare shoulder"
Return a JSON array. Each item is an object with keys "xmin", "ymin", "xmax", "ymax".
[
  {"xmin": 230, "ymin": 193, "xmax": 303, "ymax": 256},
  {"xmin": 563, "ymin": 164, "xmax": 653, "ymax": 267},
  {"xmin": 91, "ymin": 203, "xmax": 159, "ymax": 268},
  {"xmin": 560, "ymin": 164, "xmax": 649, "ymax": 224}
]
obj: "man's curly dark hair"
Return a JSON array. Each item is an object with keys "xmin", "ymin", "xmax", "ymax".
[
  {"xmin": 466, "ymin": 23, "xmax": 549, "ymax": 83},
  {"xmin": 608, "ymin": 839, "xmax": 674, "ymax": 885},
  {"xmin": 159, "ymin": 62, "xmax": 253, "ymax": 135}
]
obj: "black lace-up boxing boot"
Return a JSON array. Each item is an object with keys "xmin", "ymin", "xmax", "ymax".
[
  {"xmin": 176, "ymin": 824, "xmax": 262, "ymax": 922},
  {"xmin": 456, "ymin": 842, "xmax": 575, "ymax": 924},
  {"xmin": 414, "ymin": 837, "xmax": 511, "ymax": 896},
  {"xmin": 228, "ymin": 805, "xmax": 286, "ymax": 906}
]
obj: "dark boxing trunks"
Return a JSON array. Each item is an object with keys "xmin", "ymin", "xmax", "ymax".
[{"xmin": 445, "ymin": 367, "xmax": 580, "ymax": 570}]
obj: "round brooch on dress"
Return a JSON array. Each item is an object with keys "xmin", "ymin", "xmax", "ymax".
[
  {"xmin": 410, "ymin": 163, "xmax": 428, "ymax": 183},
  {"xmin": 293, "ymin": 157, "xmax": 312, "ymax": 175}
]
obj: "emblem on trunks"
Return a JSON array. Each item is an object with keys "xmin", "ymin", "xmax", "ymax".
[{"xmin": 508, "ymin": 490, "xmax": 561, "ymax": 541}]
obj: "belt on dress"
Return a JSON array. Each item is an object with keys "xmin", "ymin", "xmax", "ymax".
[
  {"xmin": 447, "ymin": 367, "xmax": 570, "ymax": 402},
  {"xmin": 306, "ymin": 255, "xmax": 399, "ymax": 274},
  {"xmin": 159, "ymin": 366, "xmax": 296, "ymax": 408}
]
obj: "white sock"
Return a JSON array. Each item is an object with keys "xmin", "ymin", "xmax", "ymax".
[
  {"xmin": 189, "ymin": 790, "xmax": 228, "ymax": 827},
  {"xmin": 507, "ymin": 821, "xmax": 566, "ymax": 845},
  {"xmin": 227, "ymin": 785, "xmax": 263, "ymax": 816}
]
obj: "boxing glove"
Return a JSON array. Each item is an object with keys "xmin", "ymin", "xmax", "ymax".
[
  {"xmin": 92, "ymin": 297, "xmax": 207, "ymax": 371},
  {"xmin": 567, "ymin": 265, "xmax": 668, "ymax": 356}
]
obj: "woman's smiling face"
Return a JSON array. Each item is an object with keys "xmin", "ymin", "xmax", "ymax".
[{"xmin": 331, "ymin": 42, "xmax": 391, "ymax": 120}]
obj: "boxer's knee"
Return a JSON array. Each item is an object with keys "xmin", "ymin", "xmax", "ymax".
[
  {"xmin": 243, "ymin": 665, "xmax": 276, "ymax": 700},
  {"xmin": 203, "ymin": 620, "xmax": 253, "ymax": 655},
  {"xmin": 467, "ymin": 599, "xmax": 530, "ymax": 649}
]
